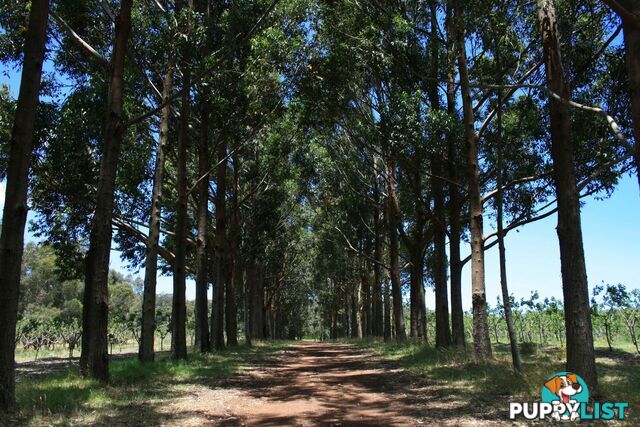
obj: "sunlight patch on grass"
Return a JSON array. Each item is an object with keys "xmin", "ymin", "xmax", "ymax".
[
  {"xmin": 359, "ymin": 338, "xmax": 639, "ymax": 418},
  {"xmin": 6, "ymin": 341, "xmax": 291, "ymax": 426}
]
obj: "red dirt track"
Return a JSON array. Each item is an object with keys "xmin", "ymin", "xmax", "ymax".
[{"xmin": 168, "ymin": 342, "xmax": 505, "ymax": 426}]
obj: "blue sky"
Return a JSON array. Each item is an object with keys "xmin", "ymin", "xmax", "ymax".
[
  {"xmin": 462, "ymin": 174, "xmax": 640, "ymax": 310},
  {"xmin": 2, "ymin": 59, "xmax": 639, "ymax": 310}
]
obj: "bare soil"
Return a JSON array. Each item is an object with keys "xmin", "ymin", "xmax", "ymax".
[{"xmin": 161, "ymin": 342, "xmax": 507, "ymax": 426}]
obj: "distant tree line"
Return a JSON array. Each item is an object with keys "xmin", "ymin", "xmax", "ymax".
[{"xmin": 15, "ymin": 243, "xmax": 199, "ymax": 359}]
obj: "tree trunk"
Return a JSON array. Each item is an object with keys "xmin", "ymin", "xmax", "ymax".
[
  {"xmin": 264, "ymin": 302, "xmax": 273, "ymax": 339},
  {"xmin": 495, "ymin": 45, "xmax": 522, "ymax": 372},
  {"xmin": 537, "ymin": 0, "xmax": 598, "ymax": 391},
  {"xmin": 386, "ymin": 161, "xmax": 406, "ymax": 341},
  {"xmin": 410, "ymin": 247, "xmax": 427, "ymax": 341},
  {"xmin": 605, "ymin": 319, "xmax": 613, "ymax": 352},
  {"xmin": 212, "ymin": 136, "xmax": 228, "ymax": 351},
  {"xmin": 447, "ymin": 166, "xmax": 465, "ymax": 346},
  {"xmin": 360, "ymin": 265, "xmax": 370, "ymax": 337},
  {"xmin": 331, "ymin": 287, "xmax": 338, "ymax": 339},
  {"xmin": 0, "ymin": 0, "xmax": 49, "ymax": 410},
  {"xmin": 195, "ymin": 102, "xmax": 211, "ymax": 353},
  {"xmin": 80, "ymin": 0, "xmax": 133, "ymax": 381},
  {"xmin": 139, "ymin": 53, "xmax": 175, "ymax": 362},
  {"xmin": 258, "ymin": 267, "xmax": 266, "ymax": 338},
  {"xmin": 211, "ymin": 135, "xmax": 227, "ymax": 350},
  {"xmin": 350, "ymin": 291, "xmax": 360, "ymax": 338},
  {"xmin": 225, "ymin": 261, "xmax": 237, "ymax": 345},
  {"xmin": 409, "ymin": 263, "xmax": 418, "ymax": 339},
  {"xmin": 453, "ymin": 0, "xmax": 492, "ymax": 361},
  {"xmin": 226, "ymin": 146, "xmax": 240, "ymax": 346},
  {"xmin": 171, "ymin": 0, "xmax": 192, "ymax": 360},
  {"xmin": 372, "ymin": 177, "xmax": 384, "ymax": 337},
  {"xmin": 407, "ymin": 178, "xmax": 427, "ymax": 341},
  {"xmin": 248, "ymin": 260, "xmax": 264, "ymax": 340},
  {"xmin": 343, "ymin": 293, "xmax": 350, "ymax": 337},
  {"xmin": 383, "ymin": 272, "xmax": 391, "ymax": 342},
  {"xmin": 433, "ymin": 161, "xmax": 451, "ymax": 348},
  {"xmin": 428, "ymin": 0, "xmax": 451, "ymax": 349},
  {"xmin": 245, "ymin": 258, "xmax": 255, "ymax": 346},
  {"xmin": 445, "ymin": 0, "xmax": 465, "ymax": 349}
]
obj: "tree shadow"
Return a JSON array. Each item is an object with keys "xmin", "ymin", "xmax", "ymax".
[{"xmin": 195, "ymin": 342, "xmax": 515, "ymax": 425}]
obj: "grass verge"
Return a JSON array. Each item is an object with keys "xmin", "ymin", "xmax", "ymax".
[
  {"xmin": 350, "ymin": 338, "xmax": 639, "ymax": 423},
  {"xmin": 1, "ymin": 340, "xmax": 289, "ymax": 426}
]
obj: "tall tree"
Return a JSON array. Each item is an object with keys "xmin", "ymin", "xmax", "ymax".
[
  {"xmin": 212, "ymin": 136, "xmax": 228, "ymax": 351},
  {"xmin": 226, "ymin": 145, "xmax": 240, "ymax": 346},
  {"xmin": 139, "ymin": 53, "xmax": 175, "ymax": 362},
  {"xmin": 195, "ymin": 102, "xmax": 211, "ymax": 353},
  {"xmin": 430, "ymin": 0, "xmax": 451, "ymax": 348},
  {"xmin": 80, "ymin": 0, "xmax": 133, "ymax": 381},
  {"xmin": 171, "ymin": 0, "xmax": 192, "ymax": 361},
  {"xmin": 537, "ymin": 0, "xmax": 598, "ymax": 391},
  {"xmin": 445, "ymin": 0, "xmax": 465, "ymax": 348},
  {"xmin": 0, "ymin": 0, "xmax": 49, "ymax": 410},
  {"xmin": 386, "ymin": 160, "xmax": 406, "ymax": 341},
  {"xmin": 495, "ymin": 36, "xmax": 522, "ymax": 373},
  {"xmin": 372, "ymin": 194, "xmax": 384, "ymax": 337},
  {"xmin": 402, "ymin": 164, "xmax": 428, "ymax": 341},
  {"xmin": 453, "ymin": 0, "xmax": 492, "ymax": 361}
]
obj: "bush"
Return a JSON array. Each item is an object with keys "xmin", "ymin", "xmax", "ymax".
[{"xmin": 519, "ymin": 341, "xmax": 538, "ymax": 356}]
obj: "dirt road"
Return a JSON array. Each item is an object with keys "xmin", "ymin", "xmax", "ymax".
[{"xmin": 166, "ymin": 342, "xmax": 503, "ymax": 426}]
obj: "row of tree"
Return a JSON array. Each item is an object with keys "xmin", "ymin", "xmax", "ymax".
[
  {"xmin": 1, "ymin": 0, "xmax": 638, "ymax": 411},
  {"xmin": 2, "ymin": 0, "xmax": 315, "ymax": 411},
  {"xmin": 18, "ymin": 243, "xmax": 639, "ymax": 360},
  {"xmin": 300, "ymin": 0, "xmax": 636, "ymax": 392},
  {"xmin": 486, "ymin": 286, "xmax": 640, "ymax": 354}
]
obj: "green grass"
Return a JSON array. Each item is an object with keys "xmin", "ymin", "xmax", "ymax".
[
  {"xmin": 14, "ymin": 341, "xmax": 162, "ymax": 362},
  {"xmin": 2, "ymin": 340, "xmax": 289, "ymax": 426},
  {"xmin": 351, "ymin": 338, "xmax": 639, "ymax": 423}
]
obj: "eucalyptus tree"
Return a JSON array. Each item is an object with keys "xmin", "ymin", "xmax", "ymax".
[
  {"xmin": 139, "ymin": 4, "xmax": 179, "ymax": 362},
  {"xmin": 426, "ymin": 0, "xmax": 452, "ymax": 348},
  {"xmin": 81, "ymin": 0, "xmax": 134, "ymax": 380},
  {"xmin": 212, "ymin": 117, "xmax": 227, "ymax": 351},
  {"xmin": 194, "ymin": 94, "xmax": 211, "ymax": 352},
  {"xmin": 310, "ymin": 144, "xmax": 371, "ymax": 339},
  {"xmin": 31, "ymin": 0, "xmax": 143, "ymax": 382},
  {"xmin": 170, "ymin": 0, "xmax": 194, "ymax": 361},
  {"xmin": 443, "ymin": 0, "xmax": 466, "ymax": 348},
  {"xmin": 453, "ymin": 0, "xmax": 492, "ymax": 360},
  {"xmin": 536, "ymin": 0, "xmax": 598, "ymax": 391},
  {"xmin": 0, "ymin": 0, "xmax": 49, "ymax": 410}
]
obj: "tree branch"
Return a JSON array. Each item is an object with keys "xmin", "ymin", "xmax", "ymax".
[
  {"xmin": 334, "ymin": 226, "xmax": 390, "ymax": 271},
  {"xmin": 601, "ymin": 0, "xmax": 640, "ymax": 28},
  {"xmin": 124, "ymin": 0, "xmax": 282, "ymax": 128},
  {"xmin": 50, "ymin": 10, "xmax": 109, "ymax": 68}
]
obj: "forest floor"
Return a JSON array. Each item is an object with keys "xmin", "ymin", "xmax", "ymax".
[{"xmin": 2, "ymin": 340, "xmax": 638, "ymax": 426}]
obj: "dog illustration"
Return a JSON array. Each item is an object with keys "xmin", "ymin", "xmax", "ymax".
[{"xmin": 544, "ymin": 373, "xmax": 583, "ymax": 421}]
